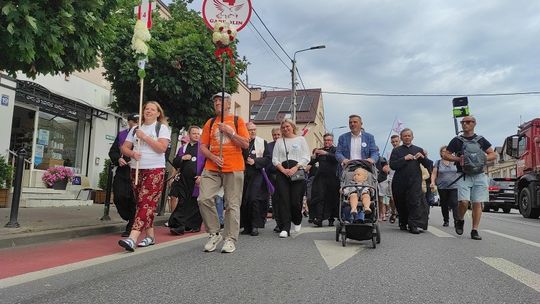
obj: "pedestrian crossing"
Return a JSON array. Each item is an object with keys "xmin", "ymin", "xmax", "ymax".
[{"xmin": 477, "ymin": 257, "xmax": 540, "ymax": 293}]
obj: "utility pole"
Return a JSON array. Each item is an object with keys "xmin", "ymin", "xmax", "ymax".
[{"xmin": 290, "ymin": 45, "xmax": 326, "ymax": 124}]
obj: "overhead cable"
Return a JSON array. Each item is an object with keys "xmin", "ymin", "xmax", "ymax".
[
  {"xmin": 249, "ymin": 83, "xmax": 540, "ymax": 97},
  {"xmin": 252, "ymin": 8, "xmax": 292, "ymax": 61},
  {"xmin": 247, "ymin": 22, "xmax": 289, "ymax": 70}
]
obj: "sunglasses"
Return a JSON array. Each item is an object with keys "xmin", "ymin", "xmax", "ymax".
[{"xmin": 461, "ymin": 120, "xmax": 475, "ymax": 124}]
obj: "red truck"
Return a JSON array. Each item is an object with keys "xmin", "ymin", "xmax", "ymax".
[{"xmin": 505, "ymin": 118, "xmax": 540, "ymax": 218}]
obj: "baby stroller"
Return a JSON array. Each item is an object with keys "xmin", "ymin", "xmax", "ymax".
[{"xmin": 335, "ymin": 160, "xmax": 381, "ymax": 248}]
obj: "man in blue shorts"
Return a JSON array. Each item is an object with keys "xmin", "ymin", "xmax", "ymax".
[{"xmin": 443, "ymin": 116, "xmax": 496, "ymax": 240}]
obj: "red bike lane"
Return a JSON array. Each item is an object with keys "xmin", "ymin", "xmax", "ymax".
[{"xmin": 0, "ymin": 227, "xmax": 204, "ymax": 280}]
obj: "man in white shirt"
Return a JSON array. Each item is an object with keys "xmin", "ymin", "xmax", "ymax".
[{"xmin": 336, "ymin": 114, "xmax": 379, "ymax": 166}]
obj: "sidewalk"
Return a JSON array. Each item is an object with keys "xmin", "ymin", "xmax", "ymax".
[{"xmin": 0, "ymin": 204, "xmax": 169, "ymax": 249}]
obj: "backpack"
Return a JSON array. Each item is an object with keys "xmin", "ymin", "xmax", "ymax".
[
  {"xmin": 458, "ymin": 135, "xmax": 486, "ymax": 175},
  {"xmin": 375, "ymin": 157, "xmax": 388, "ymax": 183}
]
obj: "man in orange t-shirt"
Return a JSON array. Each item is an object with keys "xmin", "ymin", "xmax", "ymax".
[{"xmin": 198, "ymin": 92, "xmax": 249, "ymax": 253}]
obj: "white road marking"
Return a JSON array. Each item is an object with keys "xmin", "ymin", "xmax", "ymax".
[
  {"xmin": 482, "ymin": 214, "xmax": 540, "ymax": 228},
  {"xmin": 482, "ymin": 230, "xmax": 540, "ymax": 248},
  {"xmin": 0, "ymin": 234, "xmax": 207, "ymax": 289},
  {"xmin": 426, "ymin": 226, "xmax": 456, "ymax": 238},
  {"xmin": 477, "ymin": 257, "xmax": 540, "ymax": 293},
  {"xmin": 314, "ymin": 240, "xmax": 365, "ymax": 270},
  {"xmin": 292, "ymin": 226, "xmax": 334, "ymax": 238}
]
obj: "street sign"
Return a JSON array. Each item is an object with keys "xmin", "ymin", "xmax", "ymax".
[
  {"xmin": 202, "ymin": 0, "xmax": 252, "ymax": 31},
  {"xmin": 1, "ymin": 94, "xmax": 8, "ymax": 106}
]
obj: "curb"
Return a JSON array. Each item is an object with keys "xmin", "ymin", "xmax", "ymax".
[{"xmin": 0, "ymin": 218, "xmax": 168, "ymax": 249}]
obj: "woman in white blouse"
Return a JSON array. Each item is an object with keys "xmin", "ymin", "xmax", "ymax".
[
  {"xmin": 118, "ymin": 101, "xmax": 171, "ymax": 252},
  {"xmin": 272, "ymin": 119, "xmax": 310, "ymax": 238}
]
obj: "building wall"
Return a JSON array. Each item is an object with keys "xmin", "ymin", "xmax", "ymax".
[
  {"xmin": 17, "ymin": 72, "xmax": 113, "ymax": 110},
  {"xmin": 231, "ymin": 81, "xmax": 250, "ymax": 122},
  {"xmin": 252, "ymin": 94, "xmax": 326, "ymax": 150},
  {"xmin": 0, "ymin": 75, "xmax": 16, "ymax": 159},
  {"xmin": 12, "ymin": 72, "xmax": 120, "ymax": 187}
]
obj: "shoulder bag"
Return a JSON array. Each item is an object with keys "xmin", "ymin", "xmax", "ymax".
[{"xmin": 283, "ymin": 138, "xmax": 306, "ymax": 182}]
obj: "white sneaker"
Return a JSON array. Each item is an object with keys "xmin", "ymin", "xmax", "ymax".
[
  {"xmin": 279, "ymin": 231, "xmax": 288, "ymax": 238},
  {"xmin": 221, "ymin": 239, "xmax": 236, "ymax": 253},
  {"xmin": 204, "ymin": 233, "xmax": 223, "ymax": 252},
  {"xmin": 293, "ymin": 224, "xmax": 302, "ymax": 233}
]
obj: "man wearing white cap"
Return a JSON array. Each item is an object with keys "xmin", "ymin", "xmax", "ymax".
[{"xmin": 198, "ymin": 92, "xmax": 249, "ymax": 253}]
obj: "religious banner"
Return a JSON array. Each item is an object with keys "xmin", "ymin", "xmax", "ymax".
[
  {"xmin": 131, "ymin": 0, "xmax": 154, "ymax": 184},
  {"xmin": 202, "ymin": 0, "xmax": 252, "ymax": 31}
]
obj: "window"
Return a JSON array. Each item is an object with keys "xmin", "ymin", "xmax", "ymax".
[{"xmin": 35, "ymin": 112, "xmax": 83, "ymax": 173}]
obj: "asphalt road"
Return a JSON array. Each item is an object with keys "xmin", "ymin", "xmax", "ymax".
[{"xmin": 1, "ymin": 208, "xmax": 539, "ymax": 304}]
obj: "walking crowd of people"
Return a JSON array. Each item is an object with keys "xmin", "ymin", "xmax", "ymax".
[{"xmin": 110, "ymin": 93, "xmax": 496, "ymax": 253}]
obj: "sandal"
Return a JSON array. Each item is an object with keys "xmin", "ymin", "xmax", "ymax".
[
  {"xmin": 137, "ymin": 237, "xmax": 155, "ymax": 247},
  {"xmin": 118, "ymin": 238, "xmax": 135, "ymax": 252},
  {"xmin": 389, "ymin": 214, "xmax": 397, "ymax": 224}
]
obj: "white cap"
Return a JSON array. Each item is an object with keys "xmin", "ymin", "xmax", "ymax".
[{"xmin": 211, "ymin": 92, "xmax": 231, "ymax": 100}]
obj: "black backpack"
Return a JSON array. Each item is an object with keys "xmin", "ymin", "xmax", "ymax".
[{"xmin": 458, "ymin": 135, "xmax": 486, "ymax": 175}]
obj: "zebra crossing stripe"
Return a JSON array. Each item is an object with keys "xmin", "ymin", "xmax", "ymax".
[
  {"xmin": 427, "ymin": 226, "xmax": 456, "ymax": 238},
  {"xmin": 477, "ymin": 257, "xmax": 540, "ymax": 292},
  {"xmin": 482, "ymin": 230, "xmax": 540, "ymax": 248}
]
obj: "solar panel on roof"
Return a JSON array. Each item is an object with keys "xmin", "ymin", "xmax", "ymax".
[{"xmin": 298, "ymin": 96, "xmax": 313, "ymax": 111}]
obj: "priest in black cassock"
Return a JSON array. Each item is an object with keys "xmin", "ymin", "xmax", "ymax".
[
  {"xmin": 390, "ymin": 128, "xmax": 431, "ymax": 234},
  {"xmin": 240, "ymin": 122, "xmax": 271, "ymax": 236},
  {"xmin": 310, "ymin": 133, "xmax": 339, "ymax": 227},
  {"xmin": 169, "ymin": 126, "xmax": 204, "ymax": 235}
]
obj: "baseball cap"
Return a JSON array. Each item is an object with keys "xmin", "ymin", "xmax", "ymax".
[
  {"xmin": 211, "ymin": 92, "xmax": 231, "ymax": 100},
  {"xmin": 127, "ymin": 113, "xmax": 139, "ymax": 122}
]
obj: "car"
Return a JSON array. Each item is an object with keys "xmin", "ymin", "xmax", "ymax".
[{"xmin": 485, "ymin": 177, "xmax": 517, "ymax": 213}]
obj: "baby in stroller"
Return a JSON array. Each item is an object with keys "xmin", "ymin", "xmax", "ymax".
[
  {"xmin": 343, "ymin": 168, "xmax": 374, "ymax": 223},
  {"xmin": 342, "ymin": 167, "xmax": 375, "ymax": 223}
]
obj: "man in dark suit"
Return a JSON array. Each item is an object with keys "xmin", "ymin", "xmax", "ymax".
[
  {"xmin": 266, "ymin": 127, "xmax": 281, "ymax": 232},
  {"xmin": 336, "ymin": 114, "xmax": 379, "ymax": 167}
]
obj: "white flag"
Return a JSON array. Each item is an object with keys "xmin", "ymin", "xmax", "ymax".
[{"xmin": 392, "ymin": 119, "xmax": 404, "ymax": 134}]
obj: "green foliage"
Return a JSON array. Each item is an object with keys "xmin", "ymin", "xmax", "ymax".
[
  {"xmin": 98, "ymin": 159, "xmax": 112, "ymax": 190},
  {"xmin": 101, "ymin": 0, "xmax": 246, "ymax": 129},
  {"xmin": 0, "ymin": 0, "xmax": 120, "ymax": 78},
  {"xmin": 0, "ymin": 156, "xmax": 14, "ymax": 189}
]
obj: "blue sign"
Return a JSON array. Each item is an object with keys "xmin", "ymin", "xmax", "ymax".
[
  {"xmin": 1, "ymin": 94, "xmax": 8, "ymax": 106},
  {"xmin": 72, "ymin": 176, "xmax": 82, "ymax": 185}
]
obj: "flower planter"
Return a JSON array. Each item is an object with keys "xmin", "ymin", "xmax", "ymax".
[
  {"xmin": 52, "ymin": 179, "xmax": 68, "ymax": 190},
  {"xmin": 94, "ymin": 190, "xmax": 107, "ymax": 204},
  {"xmin": 0, "ymin": 188, "xmax": 9, "ymax": 208}
]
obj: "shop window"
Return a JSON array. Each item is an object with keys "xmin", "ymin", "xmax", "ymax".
[{"xmin": 35, "ymin": 112, "xmax": 81, "ymax": 173}]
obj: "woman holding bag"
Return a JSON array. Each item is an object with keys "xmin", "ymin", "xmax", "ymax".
[{"xmin": 272, "ymin": 119, "xmax": 310, "ymax": 238}]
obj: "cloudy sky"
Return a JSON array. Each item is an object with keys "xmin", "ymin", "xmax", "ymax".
[{"xmin": 179, "ymin": 0, "xmax": 539, "ymax": 158}]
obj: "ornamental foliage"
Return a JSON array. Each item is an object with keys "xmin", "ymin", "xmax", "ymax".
[
  {"xmin": 41, "ymin": 166, "xmax": 74, "ymax": 187},
  {"xmin": 0, "ymin": 0, "xmax": 120, "ymax": 78},
  {"xmin": 101, "ymin": 0, "xmax": 247, "ymax": 129}
]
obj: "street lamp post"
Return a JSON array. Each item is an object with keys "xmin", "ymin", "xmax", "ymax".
[{"xmin": 291, "ymin": 45, "xmax": 325, "ymax": 124}]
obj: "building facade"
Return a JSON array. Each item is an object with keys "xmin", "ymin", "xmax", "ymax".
[{"xmin": 249, "ymin": 88, "xmax": 326, "ymax": 150}]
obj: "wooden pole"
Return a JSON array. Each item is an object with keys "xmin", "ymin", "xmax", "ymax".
[
  {"xmin": 135, "ymin": 76, "xmax": 144, "ymax": 185},
  {"xmin": 219, "ymin": 60, "xmax": 225, "ymax": 164}
]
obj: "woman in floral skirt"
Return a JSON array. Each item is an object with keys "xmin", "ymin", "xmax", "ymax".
[{"xmin": 118, "ymin": 101, "xmax": 171, "ymax": 252}]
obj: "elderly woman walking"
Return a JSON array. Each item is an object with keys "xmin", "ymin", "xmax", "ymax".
[
  {"xmin": 272, "ymin": 119, "xmax": 310, "ymax": 238},
  {"xmin": 118, "ymin": 101, "xmax": 171, "ymax": 251}
]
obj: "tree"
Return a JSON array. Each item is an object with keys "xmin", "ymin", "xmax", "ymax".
[
  {"xmin": 101, "ymin": 0, "xmax": 247, "ymax": 129},
  {"xmin": 0, "ymin": 0, "xmax": 120, "ymax": 78}
]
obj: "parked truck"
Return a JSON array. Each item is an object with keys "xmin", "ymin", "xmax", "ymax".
[{"xmin": 504, "ymin": 118, "xmax": 540, "ymax": 218}]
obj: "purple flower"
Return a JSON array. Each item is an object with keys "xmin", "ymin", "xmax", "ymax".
[{"xmin": 41, "ymin": 166, "xmax": 74, "ymax": 187}]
